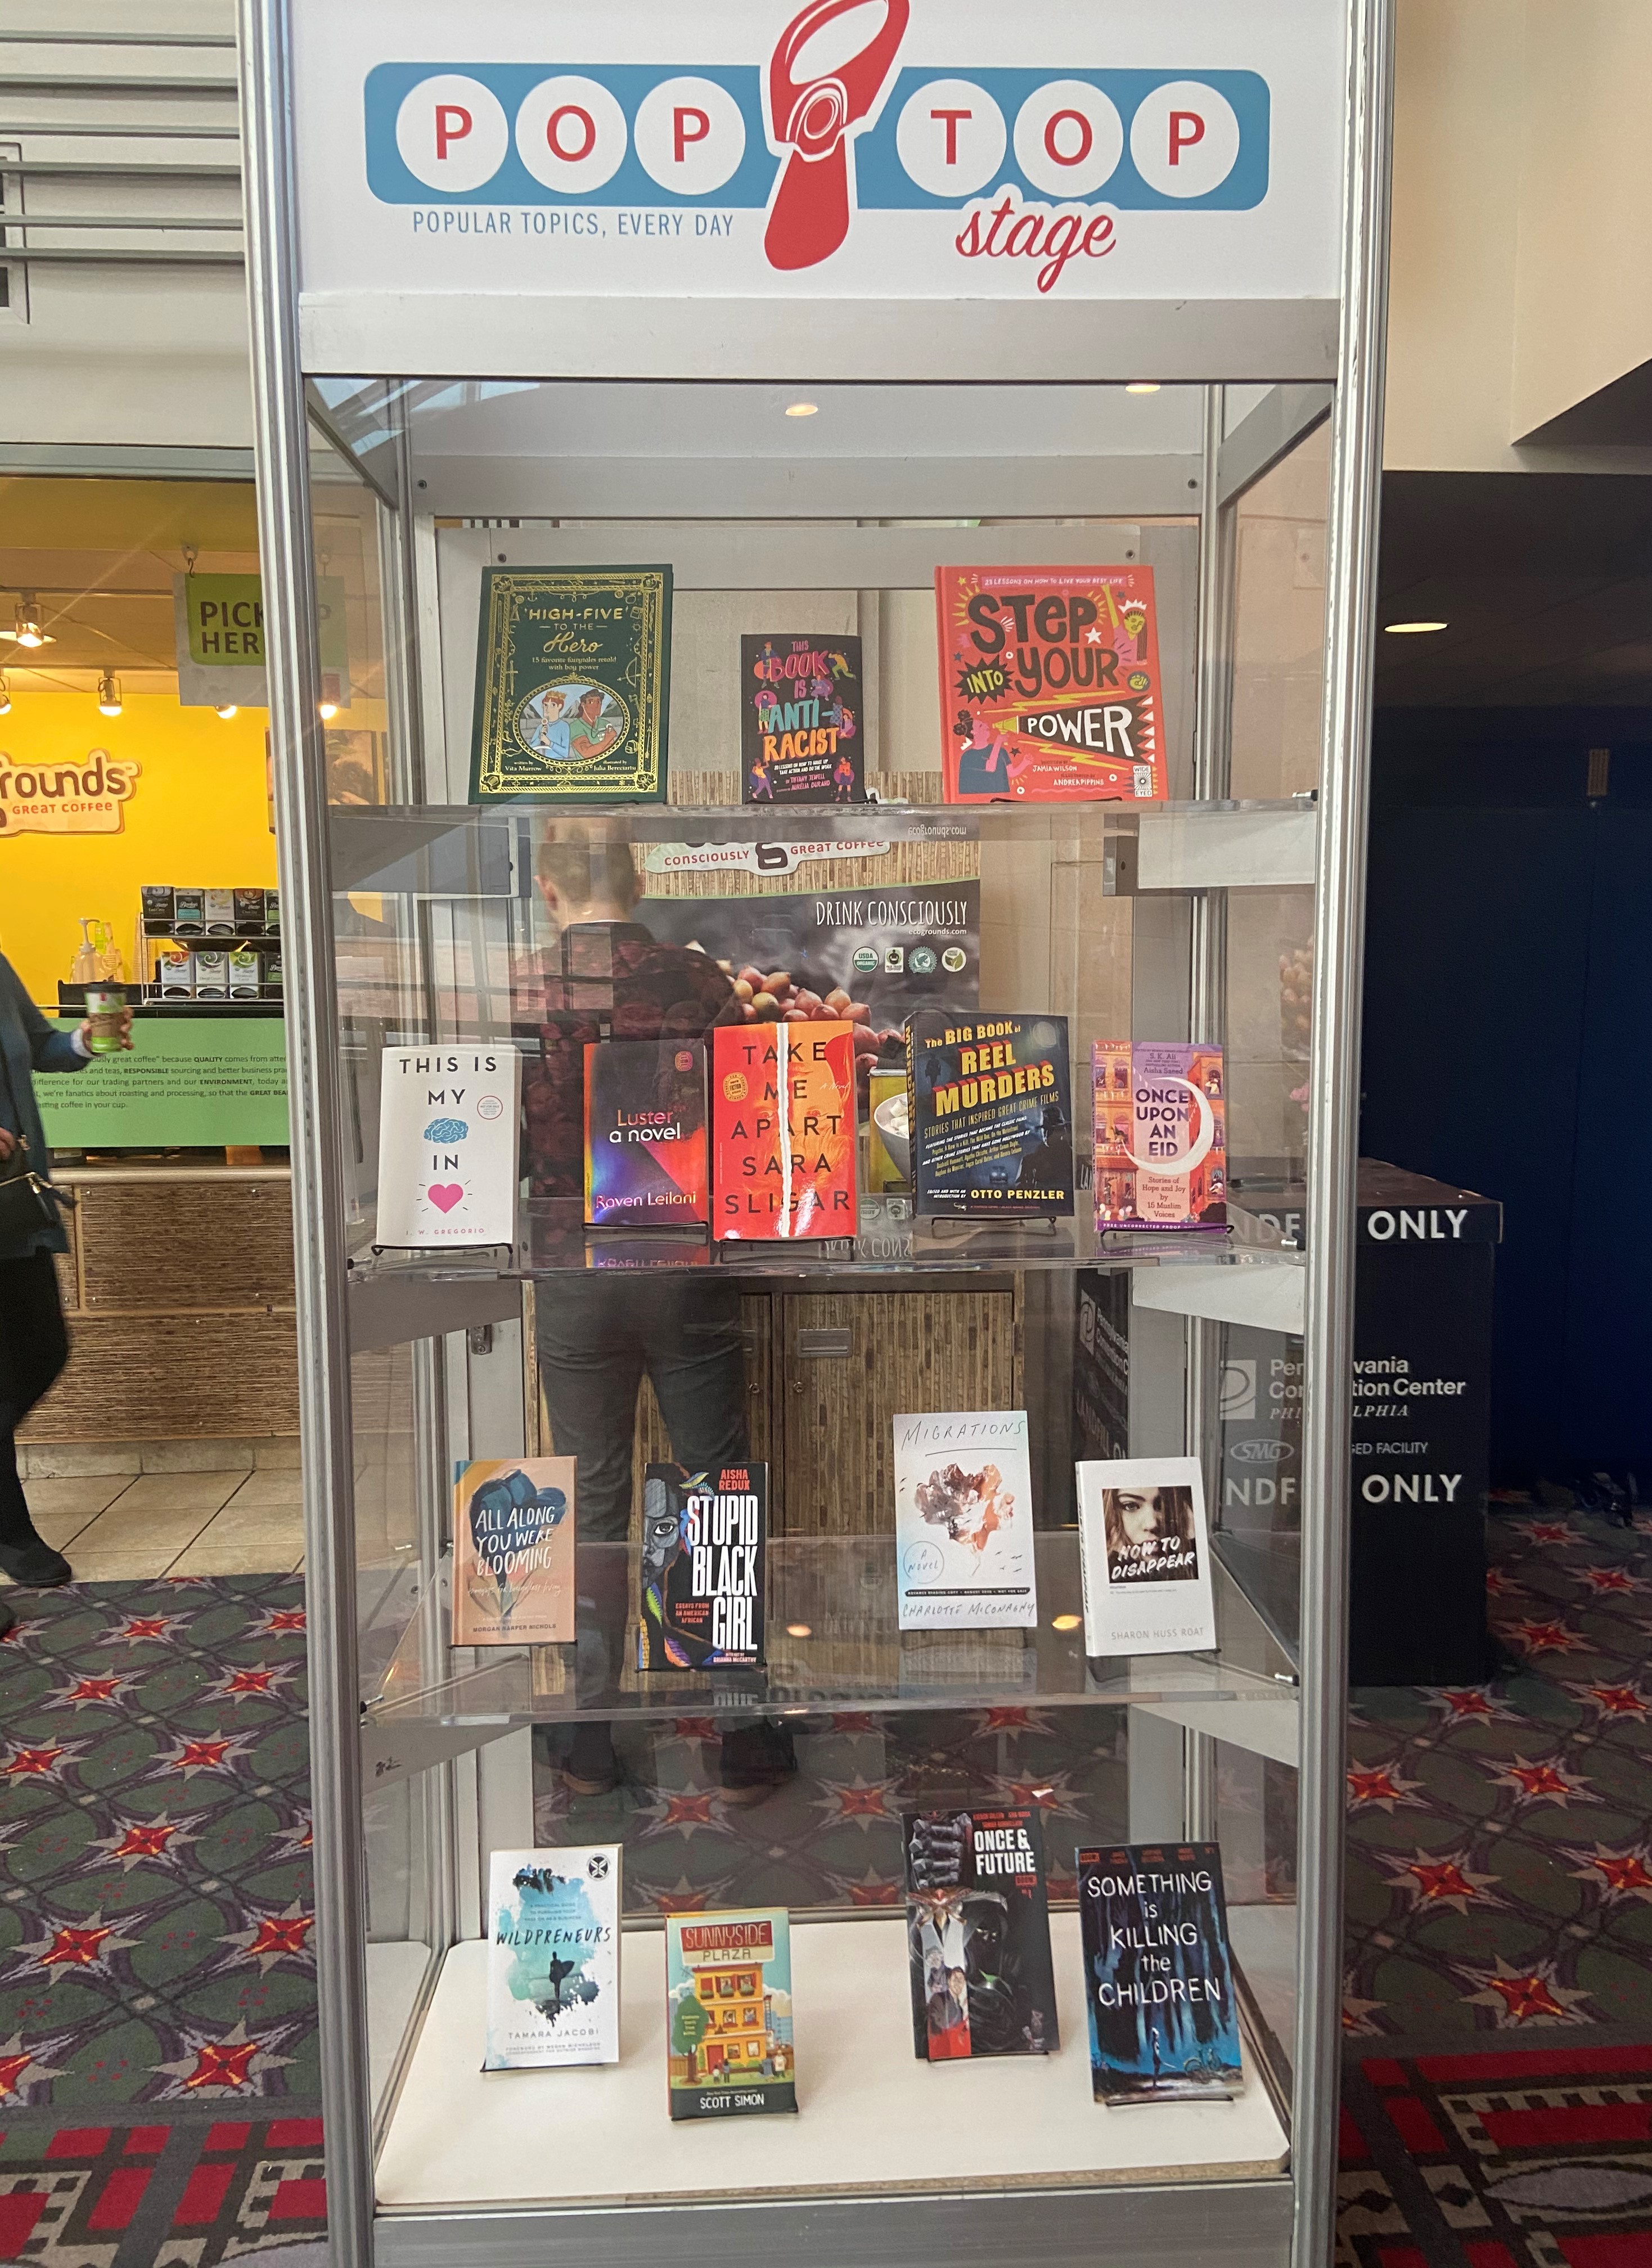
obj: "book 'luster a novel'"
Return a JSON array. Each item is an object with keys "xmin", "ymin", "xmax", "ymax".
[
  {"xmin": 741, "ymin": 632, "xmax": 864, "ymax": 804},
  {"xmin": 666, "ymin": 1909, "xmax": 796, "ymax": 2120},
  {"xmin": 1093, "ymin": 1042, "xmax": 1226, "ymax": 1232},
  {"xmin": 906, "ymin": 1011, "xmax": 1074, "ymax": 1217},
  {"xmin": 935, "ymin": 565, "xmax": 1164, "ymax": 804},
  {"xmin": 452, "ymin": 1457, "xmax": 575, "ymax": 1648},
  {"xmin": 483, "ymin": 1844, "xmax": 620, "ymax": 2071},
  {"xmin": 638, "ymin": 1461, "xmax": 766, "ymax": 1671},
  {"xmin": 583, "ymin": 1038, "xmax": 709, "ymax": 1228},
  {"xmin": 893, "ymin": 1409, "xmax": 1037, "ymax": 1631},
  {"xmin": 710, "ymin": 1021, "xmax": 857, "ymax": 1241},
  {"xmin": 1078, "ymin": 1842, "xmax": 1243, "ymax": 2104},
  {"xmin": 904, "ymin": 1806, "xmax": 1057, "ymax": 2061}
]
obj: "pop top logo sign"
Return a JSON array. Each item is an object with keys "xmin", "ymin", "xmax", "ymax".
[{"xmin": 365, "ymin": 0, "xmax": 1268, "ymax": 293}]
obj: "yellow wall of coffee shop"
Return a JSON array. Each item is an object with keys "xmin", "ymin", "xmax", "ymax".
[{"xmin": 0, "ymin": 695, "xmax": 275, "ymax": 1005}]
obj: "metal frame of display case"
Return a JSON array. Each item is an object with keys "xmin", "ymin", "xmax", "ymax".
[{"xmin": 239, "ymin": 5, "xmax": 1393, "ymax": 2261}]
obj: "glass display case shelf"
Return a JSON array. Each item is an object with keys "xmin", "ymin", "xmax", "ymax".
[{"xmin": 362, "ymin": 1534, "xmax": 1299, "ymax": 1739}]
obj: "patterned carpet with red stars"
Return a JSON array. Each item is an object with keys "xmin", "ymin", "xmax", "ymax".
[{"xmin": 0, "ymin": 1576, "xmax": 323, "ymax": 2265}]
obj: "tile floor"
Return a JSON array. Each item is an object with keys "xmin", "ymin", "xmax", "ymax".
[{"xmin": 4, "ymin": 1468, "xmax": 305, "ymax": 1581}]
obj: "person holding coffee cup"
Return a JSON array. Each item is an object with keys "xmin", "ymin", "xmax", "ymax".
[{"xmin": 0, "ymin": 950, "xmax": 132, "ymax": 1625}]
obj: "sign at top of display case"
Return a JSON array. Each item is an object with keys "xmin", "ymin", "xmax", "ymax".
[{"xmin": 290, "ymin": 1, "xmax": 1347, "ymax": 375}]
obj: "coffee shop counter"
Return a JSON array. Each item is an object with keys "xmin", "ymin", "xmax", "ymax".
[{"xmin": 20, "ymin": 1159, "xmax": 300, "ymax": 1444}]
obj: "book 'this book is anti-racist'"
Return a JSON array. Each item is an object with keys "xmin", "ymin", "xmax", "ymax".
[
  {"xmin": 666, "ymin": 1909, "xmax": 796, "ymax": 2120},
  {"xmin": 638, "ymin": 1461, "xmax": 766, "ymax": 1671},
  {"xmin": 904, "ymin": 1806, "xmax": 1057, "ymax": 2062},
  {"xmin": 906, "ymin": 1011, "xmax": 1074, "ymax": 1217},
  {"xmin": 1092, "ymin": 1041, "xmax": 1226, "ymax": 1232},
  {"xmin": 483, "ymin": 1844, "xmax": 620, "ymax": 2071},
  {"xmin": 583, "ymin": 1038, "xmax": 708, "ymax": 1228},
  {"xmin": 1077, "ymin": 1842, "xmax": 1243, "ymax": 2105},
  {"xmin": 740, "ymin": 632, "xmax": 865, "ymax": 804},
  {"xmin": 710, "ymin": 1021, "xmax": 857, "ymax": 1241}
]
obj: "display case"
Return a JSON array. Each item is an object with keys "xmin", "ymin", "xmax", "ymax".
[{"xmin": 241, "ymin": 3, "xmax": 1391, "ymax": 2261}]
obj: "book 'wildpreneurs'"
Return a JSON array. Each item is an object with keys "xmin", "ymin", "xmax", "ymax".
[
  {"xmin": 1092, "ymin": 1041, "xmax": 1226, "ymax": 1232},
  {"xmin": 710, "ymin": 1021, "xmax": 857, "ymax": 1240},
  {"xmin": 904, "ymin": 1806, "xmax": 1057, "ymax": 2062},
  {"xmin": 638, "ymin": 1461, "xmax": 766, "ymax": 1671},
  {"xmin": 666, "ymin": 1909, "xmax": 796, "ymax": 2120},
  {"xmin": 906, "ymin": 1011, "xmax": 1074, "ymax": 1217},
  {"xmin": 1077, "ymin": 1842, "xmax": 1243, "ymax": 2104},
  {"xmin": 583, "ymin": 1038, "xmax": 708, "ymax": 1228},
  {"xmin": 452, "ymin": 1458, "xmax": 575, "ymax": 1648},
  {"xmin": 483, "ymin": 1844, "xmax": 620, "ymax": 2071}
]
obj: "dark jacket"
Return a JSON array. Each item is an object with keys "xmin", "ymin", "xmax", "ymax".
[{"xmin": 0, "ymin": 950, "xmax": 89, "ymax": 1257}]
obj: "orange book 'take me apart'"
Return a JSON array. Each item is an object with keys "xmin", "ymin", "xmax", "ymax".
[{"xmin": 710, "ymin": 1022, "xmax": 857, "ymax": 1241}]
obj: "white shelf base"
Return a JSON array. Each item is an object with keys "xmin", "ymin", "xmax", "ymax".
[
  {"xmin": 376, "ymin": 1912, "xmax": 1288, "ymax": 2216},
  {"xmin": 1132, "ymin": 1264, "xmax": 1305, "ymax": 1336}
]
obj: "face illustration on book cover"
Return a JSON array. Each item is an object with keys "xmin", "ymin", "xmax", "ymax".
[
  {"xmin": 638, "ymin": 1462, "xmax": 766, "ymax": 1670},
  {"xmin": 935, "ymin": 565, "xmax": 1164, "ymax": 804},
  {"xmin": 470, "ymin": 565, "xmax": 671, "ymax": 805},
  {"xmin": 1077, "ymin": 1455, "xmax": 1216, "ymax": 1657},
  {"xmin": 904, "ymin": 1808, "xmax": 1057, "ymax": 2061},
  {"xmin": 665, "ymin": 1909, "xmax": 796, "ymax": 2119},
  {"xmin": 583, "ymin": 1038, "xmax": 709, "ymax": 1227},
  {"xmin": 710, "ymin": 1020, "xmax": 857, "ymax": 1240},
  {"xmin": 893, "ymin": 1411, "xmax": 1037, "ymax": 1630},
  {"xmin": 1078, "ymin": 1842, "xmax": 1242, "ymax": 2104},
  {"xmin": 1092, "ymin": 1042, "xmax": 1226, "ymax": 1231},
  {"xmin": 375, "ymin": 1043, "xmax": 523, "ymax": 1250},
  {"xmin": 740, "ymin": 633, "xmax": 865, "ymax": 804},
  {"xmin": 906, "ymin": 1012, "xmax": 1074, "ymax": 1217},
  {"xmin": 483, "ymin": 1844, "xmax": 621, "ymax": 2071},
  {"xmin": 452, "ymin": 1458, "xmax": 576, "ymax": 1648}
]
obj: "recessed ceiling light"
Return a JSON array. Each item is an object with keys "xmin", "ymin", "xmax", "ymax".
[
  {"xmin": 97, "ymin": 670, "xmax": 123, "ymax": 718},
  {"xmin": 1124, "ymin": 382, "xmax": 1160, "ymax": 395},
  {"xmin": 785, "ymin": 1623, "xmax": 812, "ymax": 1639},
  {"xmin": 784, "ymin": 400, "xmax": 818, "ymax": 417},
  {"xmin": 318, "ymin": 698, "xmax": 339, "ymax": 720},
  {"xmin": 1051, "ymin": 1613, "xmax": 1082, "ymax": 1631},
  {"xmin": 1384, "ymin": 620, "xmax": 1447, "ymax": 635},
  {"xmin": 214, "ymin": 703, "xmax": 238, "ymax": 720}
]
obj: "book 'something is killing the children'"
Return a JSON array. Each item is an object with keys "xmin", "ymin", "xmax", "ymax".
[
  {"xmin": 893, "ymin": 1410, "xmax": 1037, "ymax": 1631},
  {"xmin": 583, "ymin": 1038, "xmax": 709, "ymax": 1228},
  {"xmin": 470, "ymin": 565, "xmax": 671, "ymax": 804},
  {"xmin": 907, "ymin": 1012, "xmax": 1074, "ymax": 1217},
  {"xmin": 741, "ymin": 633, "xmax": 865, "ymax": 804},
  {"xmin": 710, "ymin": 1021, "xmax": 857, "ymax": 1240},
  {"xmin": 1092, "ymin": 1041, "xmax": 1226, "ymax": 1232},
  {"xmin": 452, "ymin": 1457, "xmax": 576, "ymax": 1648},
  {"xmin": 1078, "ymin": 1842, "xmax": 1243, "ymax": 2104},
  {"xmin": 483, "ymin": 1844, "xmax": 621, "ymax": 2071},
  {"xmin": 638, "ymin": 1461, "xmax": 767, "ymax": 1671},
  {"xmin": 1077, "ymin": 1455, "xmax": 1216, "ymax": 1658},
  {"xmin": 935, "ymin": 565, "xmax": 1164, "ymax": 804},
  {"xmin": 904, "ymin": 1806, "xmax": 1057, "ymax": 2062},
  {"xmin": 665, "ymin": 1909, "xmax": 796, "ymax": 2119}
]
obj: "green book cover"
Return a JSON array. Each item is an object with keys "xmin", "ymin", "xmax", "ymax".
[{"xmin": 470, "ymin": 565, "xmax": 672, "ymax": 804}]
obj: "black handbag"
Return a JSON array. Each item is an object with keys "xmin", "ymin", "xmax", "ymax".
[{"xmin": 0, "ymin": 1046, "xmax": 64, "ymax": 1240}]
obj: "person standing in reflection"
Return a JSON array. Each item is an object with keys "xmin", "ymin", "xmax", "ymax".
[{"xmin": 522, "ymin": 828, "xmax": 792, "ymax": 1801}]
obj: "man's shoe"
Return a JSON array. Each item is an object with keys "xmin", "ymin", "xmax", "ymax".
[{"xmin": 0, "ymin": 1538, "xmax": 71, "ymax": 1588}]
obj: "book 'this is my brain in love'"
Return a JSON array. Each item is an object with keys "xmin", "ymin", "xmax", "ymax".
[
  {"xmin": 935, "ymin": 564, "xmax": 1164, "ymax": 804},
  {"xmin": 710, "ymin": 1021, "xmax": 857, "ymax": 1241},
  {"xmin": 483, "ymin": 1844, "xmax": 620, "ymax": 2072},
  {"xmin": 906, "ymin": 1011, "xmax": 1074, "ymax": 1217},
  {"xmin": 904, "ymin": 1806, "xmax": 1057, "ymax": 2063},
  {"xmin": 666, "ymin": 1909, "xmax": 796, "ymax": 2120},
  {"xmin": 740, "ymin": 632, "xmax": 865, "ymax": 804},
  {"xmin": 582, "ymin": 1038, "xmax": 709, "ymax": 1228},
  {"xmin": 452, "ymin": 1458, "xmax": 575, "ymax": 1648},
  {"xmin": 1078, "ymin": 1842, "xmax": 1243, "ymax": 2105},
  {"xmin": 638, "ymin": 1461, "xmax": 766, "ymax": 1671},
  {"xmin": 1092, "ymin": 1041, "xmax": 1227, "ymax": 1232}
]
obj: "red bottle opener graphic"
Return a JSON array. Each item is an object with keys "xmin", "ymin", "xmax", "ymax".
[{"xmin": 764, "ymin": 0, "xmax": 908, "ymax": 271}]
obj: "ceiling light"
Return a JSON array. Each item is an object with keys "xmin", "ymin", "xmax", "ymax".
[
  {"xmin": 784, "ymin": 400, "xmax": 818, "ymax": 417},
  {"xmin": 318, "ymin": 698, "xmax": 339, "ymax": 721},
  {"xmin": 97, "ymin": 671, "xmax": 123, "ymax": 717},
  {"xmin": 1124, "ymin": 382, "xmax": 1160, "ymax": 395},
  {"xmin": 784, "ymin": 1623, "xmax": 812, "ymax": 1639},
  {"xmin": 0, "ymin": 674, "xmax": 10, "ymax": 717},
  {"xmin": 1051, "ymin": 1613, "xmax": 1082, "ymax": 1631},
  {"xmin": 12, "ymin": 595, "xmax": 49, "ymax": 648},
  {"xmin": 1384, "ymin": 620, "xmax": 1447, "ymax": 635},
  {"xmin": 214, "ymin": 702, "xmax": 238, "ymax": 720}
]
